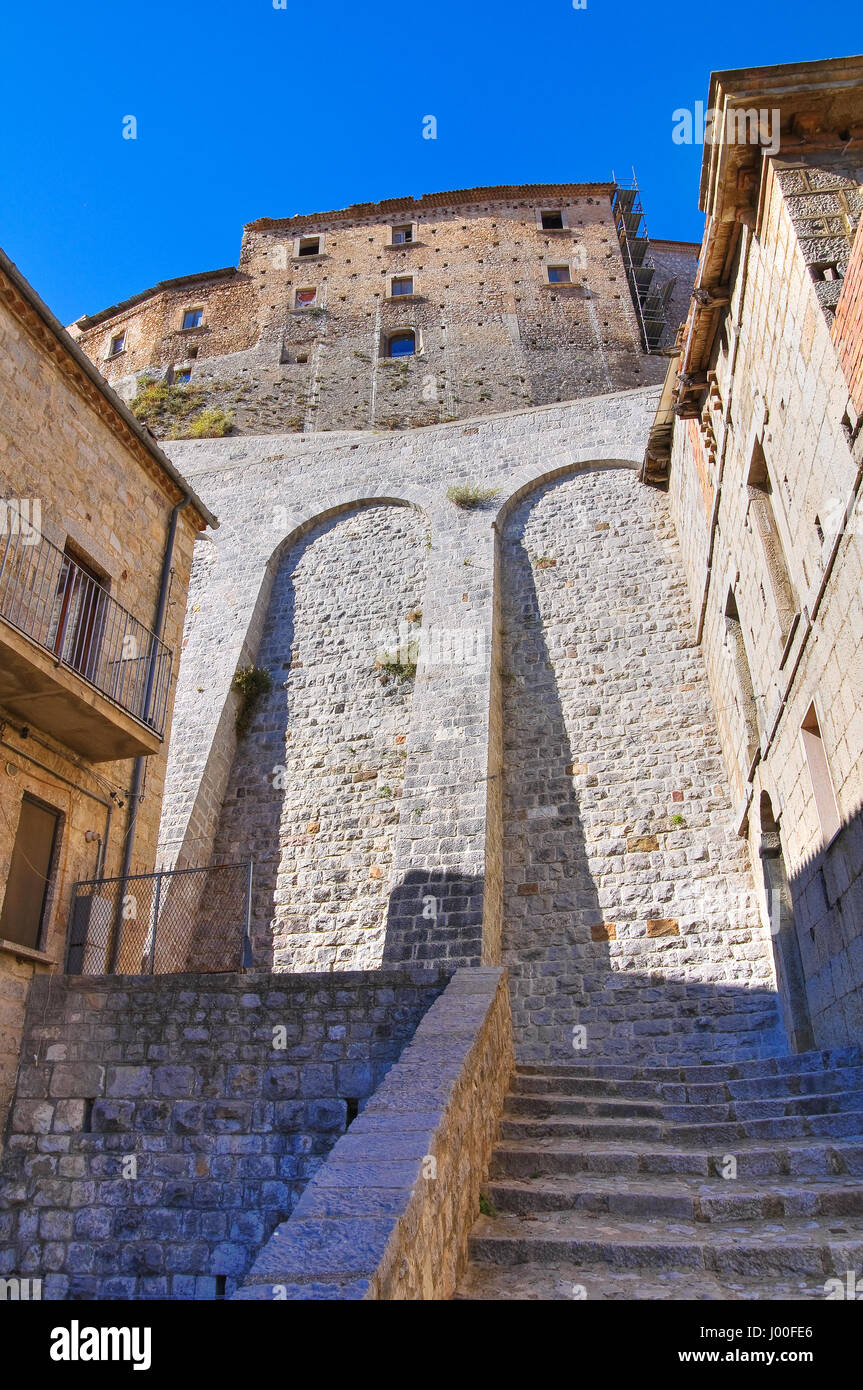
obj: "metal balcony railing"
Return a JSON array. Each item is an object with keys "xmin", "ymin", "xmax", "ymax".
[{"xmin": 0, "ymin": 522, "xmax": 172, "ymax": 735}]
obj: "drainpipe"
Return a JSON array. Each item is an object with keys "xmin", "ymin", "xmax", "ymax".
[{"xmin": 107, "ymin": 496, "xmax": 190, "ymax": 971}]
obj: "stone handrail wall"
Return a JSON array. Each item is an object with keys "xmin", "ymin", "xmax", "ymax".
[
  {"xmin": 234, "ymin": 966, "xmax": 512, "ymax": 1300},
  {"xmin": 0, "ymin": 967, "xmax": 448, "ymax": 1299}
]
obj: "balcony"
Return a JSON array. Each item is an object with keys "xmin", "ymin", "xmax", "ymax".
[{"xmin": 0, "ymin": 525, "xmax": 172, "ymax": 761}]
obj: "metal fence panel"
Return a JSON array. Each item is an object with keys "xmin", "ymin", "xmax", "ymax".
[{"xmin": 68, "ymin": 863, "xmax": 253, "ymax": 976}]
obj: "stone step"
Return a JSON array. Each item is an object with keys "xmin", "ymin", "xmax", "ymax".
[
  {"xmin": 467, "ymin": 1210, "xmax": 863, "ymax": 1279},
  {"xmin": 498, "ymin": 1109, "xmax": 863, "ymax": 1147},
  {"xmin": 511, "ymin": 1065, "xmax": 863, "ymax": 1103},
  {"xmin": 504, "ymin": 1088, "xmax": 863, "ymax": 1125},
  {"xmin": 490, "ymin": 1137, "xmax": 863, "ymax": 1180},
  {"xmin": 454, "ymin": 1258, "xmax": 833, "ymax": 1301},
  {"xmin": 485, "ymin": 1173, "xmax": 863, "ymax": 1222},
  {"xmin": 514, "ymin": 1047, "xmax": 863, "ymax": 1084}
]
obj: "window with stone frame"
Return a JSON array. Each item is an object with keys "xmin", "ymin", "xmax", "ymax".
[
  {"xmin": 391, "ymin": 225, "xmax": 414, "ymax": 245},
  {"xmin": 295, "ymin": 288, "xmax": 317, "ymax": 309},
  {"xmin": 108, "ymin": 331, "xmax": 126, "ymax": 357},
  {"xmin": 547, "ymin": 264, "xmax": 571, "ymax": 283},
  {"xmin": 388, "ymin": 330, "xmax": 416, "ymax": 358},
  {"xmin": 801, "ymin": 704, "xmax": 841, "ymax": 845},
  {"xmin": 182, "ymin": 308, "xmax": 203, "ymax": 330},
  {"xmin": 541, "ymin": 210, "xmax": 564, "ymax": 230},
  {"xmin": 391, "ymin": 276, "xmax": 414, "ymax": 297}
]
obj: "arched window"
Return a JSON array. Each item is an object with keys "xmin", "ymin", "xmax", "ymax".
[{"xmin": 388, "ymin": 330, "xmax": 416, "ymax": 358}]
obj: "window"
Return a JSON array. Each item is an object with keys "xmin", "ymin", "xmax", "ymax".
[
  {"xmin": 108, "ymin": 332, "xmax": 126, "ymax": 357},
  {"xmin": 547, "ymin": 265, "xmax": 571, "ymax": 284},
  {"xmin": 295, "ymin": 288, "xmax": 317, "ymax": 309},
  {"xmin": 298, "ymin": 237, "xmax": 321, "ymax": 257},
  {"xmin": 747, "ymin": 442, "xmax": 798, "ymax": 644},
  {"xmin": 391, "ymin": 276, "xmax": 414, "ymax": 297},
  {"xmin": 0, "ymin": 795, "xmax": 61, "ymax": 950},
  {"xmin": 174, "ymin": 368, "xmax": 192, "ymax": 384},
  {"xmin": 724, "ymin": 588, "xmax": 760, "ymax": 765},
  {"xmin": 388, "ymin": 330, "xmax": 416, "ymax": 358},
  {"xmin": 392, "ymin": 225, "xmax": 413, "ymax": 245},
  {"xmin": 182, "ymin": 308, "xmax": 203, "ymax": 330},
  {"xmin": 801, "ymin": 705, "xmax": 841, "ymax": 844},
  {"xmin": 48, "ymin": 546, "xmax": 107, "ymax": 683},
  {"xmin": 541, "ymin": 210, "xmax": 564, "ymax": 230}
]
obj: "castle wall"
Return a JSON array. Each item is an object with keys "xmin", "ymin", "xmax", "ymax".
[
  {"xmin": 151, "ymin": 388, "xmax": 785, "ymax": 1059},
  {"xmin": 72, "ymin": 189, "xmax": 675, "ymax": 437},
  {"xmin": 501, "ymin": 465, "xmax": 781, "ymax": 1063},
  {"xmin": 207, "ymin": 503, "xmax": 429, "ymax": 971},
  {"xmin": 155, "ymin": 394, "xmax": 659, "ymax": 972},
  {"xmin": 668, "ymin": 157, "xmax": 863, "ymax": 1048}
]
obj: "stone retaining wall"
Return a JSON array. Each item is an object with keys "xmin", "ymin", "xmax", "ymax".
[
  {"xmin": 235, "ymin": 967, "xmax": 512, "ymax": 1300},
  {"xmin": 0, "ymin": 967, "xmax": 448, "ymax": 1299}
]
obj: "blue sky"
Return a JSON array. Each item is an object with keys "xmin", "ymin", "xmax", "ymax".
[{"xmin": 0, "ymin": 1, "xmax": 855, "ymax": 324}]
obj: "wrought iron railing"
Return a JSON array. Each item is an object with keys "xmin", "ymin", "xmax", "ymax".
[
  {"xmin": 0, "ymin": 523, "xmax": 173, "ymax": 735},
  {"xmin": 67, "ymin": 862, "xmax": 254, "ymax": 976}
]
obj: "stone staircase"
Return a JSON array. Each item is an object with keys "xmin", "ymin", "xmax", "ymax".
[{"xmin": 457, "ymin": 1049, "xmax": 863, "ymax": 1300}]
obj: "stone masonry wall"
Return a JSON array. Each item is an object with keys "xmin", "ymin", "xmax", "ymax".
[
  {"xmin": 500, "ymin": 464, "xmax": 783, "ymax": 1064},
  {"xmin": 0, "ymin": 967, "xmax": 448, "ymax": 1299},
  {"xmin": 206, "ymin": 503, "xmax": 429, "ymax": 971},
  {"xmin": 236, "ymin": 967, "xmax": 512, "ymax": 1301},
  {"xmin": 155, "ymin": 391, "xmax": 664, "ymax": 982}
]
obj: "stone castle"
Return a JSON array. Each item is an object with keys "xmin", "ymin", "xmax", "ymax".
[{"xmin": 1, "ymin": 55, "xmax": 862, "ymax": 1301}]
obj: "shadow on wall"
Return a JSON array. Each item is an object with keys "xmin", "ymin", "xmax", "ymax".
[
  {"xmin": 190, "ymin": 501, "xmax": 427, "ymax": 973},
  {"xmin": 499, "ymin": 464, "xmax": 787, "ymax": 1065},
  {"xmin": 786, "ymin": 800, "xmax": 863, "ymax": 1051},
  {"xmin": 382, "ymin": 869, "xmax": 484, "ymax": 968}
]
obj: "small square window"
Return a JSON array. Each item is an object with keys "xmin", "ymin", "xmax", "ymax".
[
  {"xmin": 388, "ymin": 331, "xmax": 416, "ymax": 358},
  {"xmin": 174, "ymin": 368, "xmax": 192, "ymax": 384},
  {"xmin": 295, "ymin": 289, "xmax": 317, "ymax": 308},
  {"xmin": 182, "ymin": 308, "xmax": 203, "ymax": 330},
  {"xmin": 298, "ymin": 237, "xmax": 321, "ymax": 257},
  {"xmin": 547, "ymin": 265, "xmax": 571, "ymax": 284},
  {"xmin": 392, "ymin": 225, "xmax": 413, "ymax": 245},
  {"xmin": 108, "ymin": 332, "xmax": 126, "ymax": 356},
  {"xmin": 541, "ymin": 211, "xmax": 564, "ymax": 230},
  {"xmin": 391, "ymin": 277, "xmax": 413, "ymax": 296}
]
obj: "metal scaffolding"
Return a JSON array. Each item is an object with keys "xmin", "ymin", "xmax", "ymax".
[{"xmin": 611, "ymin": 174, "xmax": 676, "ymax": 353}]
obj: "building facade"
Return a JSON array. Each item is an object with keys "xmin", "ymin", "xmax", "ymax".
[
  {"xmin": 0, "ymin": 250, "xmax": 215, "ymax": 1140},
  {"xmin": 645, "ymin": 55, "xmax": 863, "ymax": 1050}
]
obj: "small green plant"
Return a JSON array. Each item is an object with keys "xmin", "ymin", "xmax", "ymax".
[
  {"xmin": 232, "ymin": 665, "xmax": 273, "ymax": 736},
  {"xmin": 446, "ymin": 483, "xmax": 500, "ymax": 510},
  {"xmin": 375, "ymin": 652, "xmax": 418, "ymax": 681},
  {"xmin": 170, "ymin": 407, "xmax": 234, "ymax": 439},
  {"xmin": 479, "ymin": 1193, "xmax": 498, "ymax": 1218},
  {"xmin": 670, "ymin": 812, "xmax": 685, "ymax": 826},
  {"xmin": 130, "ymin": 376, "xmax": 206, "ymax": 430}
]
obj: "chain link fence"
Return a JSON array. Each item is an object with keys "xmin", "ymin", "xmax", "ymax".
[{"xmin": 67, "ymin": 863, "xmax": 253, "ymax": 976}]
